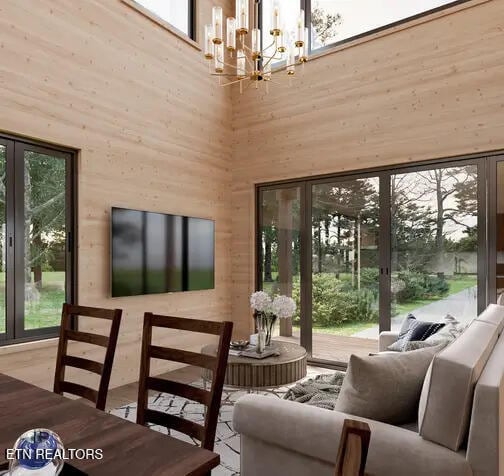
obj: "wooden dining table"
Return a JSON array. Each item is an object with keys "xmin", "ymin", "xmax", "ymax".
[{"xmin": 0, "ymin": 374, "xmax": 219, "ymax": 475}]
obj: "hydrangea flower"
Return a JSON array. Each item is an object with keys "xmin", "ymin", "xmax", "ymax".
[
  {"xmin": 271, "ymin": 295, "xmax": 296, "ymax": 319},
  {"xmin": 250, "ymin": 291, "xmax": 272, "ymax": 313}
]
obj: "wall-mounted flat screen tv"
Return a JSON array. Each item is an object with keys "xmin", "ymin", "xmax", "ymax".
[{"xmin": 111, "ymin": 207, "xmax": 215, "ymax": 297}]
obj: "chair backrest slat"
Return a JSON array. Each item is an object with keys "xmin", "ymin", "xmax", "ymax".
[
  {"xmin": 59, "ymin": 381, "xmax": 98, "ymax": 404},
  {"xmin": 65, "ymin": 304, "xmax": 119, "ymax": 320},
  {"xmin": 144, "ymin": 409, "xmax": 205, "ymax": 441},
  {"xmin": 66, "ymin": 329, "xmax": 109, "ymax": 348},
  {"xmin": 150, "ymin": 314, "xmax": 225, "ymax": 335},
  {"xmin": 149, "ymin": 345, "xmax": 217, "ymax": 370},
  {"xmin": 147, "ymin": 377, "xmax": 211, "ymax": 405},
  {"xmin": 137, "ymin": 312, "xmax": 233, "ymax": 451},
  {"xmin": 54, "ymin": 303, "xmax": 122, "ymax": 411},
  {"xmin": 62, "ymin": 355, "xmax": 104, "ymax": 375}
]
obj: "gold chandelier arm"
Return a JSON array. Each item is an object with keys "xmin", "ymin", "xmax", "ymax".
[
  {"xmin": 211, "ymin": 73, "xmax": 242, "ymax": 77},
  {"xmin": 219, "ymin": 76, "xmax": 251, "ymax": 88},
  {"xmin": 262, "ymin": 49, "xmax": 282, "ymax": 69},
  {"xmin": 262, "ymin": 37, "xmax": 278, "ymax": 52}
]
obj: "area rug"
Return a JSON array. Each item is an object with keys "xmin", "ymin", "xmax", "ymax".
[{"xmin": 110, "ymin": 368, "xmax": 330, "ymax": 475}]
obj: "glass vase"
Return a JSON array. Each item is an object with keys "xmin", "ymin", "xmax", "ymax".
[
  {"xmin": 265, "ymin": 315, "xmax": 278, "ymax": 347},
  {"xmin": 255, "ymin": 313, "xmax": 266, "ymax": 354}
]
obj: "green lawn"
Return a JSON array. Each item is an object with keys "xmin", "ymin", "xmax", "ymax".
[
  {"xmin": 0, "ymin": 271, "xmax": 65, "ymax": 333},
  {"xmin": 394, "ymin": 275, "xmax": 476, "ymax": 316},
  {"xmin": 294, "ymin": 320, "xmax": 378, "ymax": 337}
]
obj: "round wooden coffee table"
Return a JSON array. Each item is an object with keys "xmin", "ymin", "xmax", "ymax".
[{"xmin": 201, "ymin": 341, "xmax": 307, "ymax": 390}]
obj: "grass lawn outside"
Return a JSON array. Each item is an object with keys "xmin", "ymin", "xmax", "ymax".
[
  {"xmin": 394, "ymin": 275, "xmax": 477, "ymax": 316},
  {"xmin": 294, "ymin": 320, "xmax": 378, "ymax": 337},
  {"xmin": 0, "ymin": 271, "xmax": 65, "ymax": 334}
]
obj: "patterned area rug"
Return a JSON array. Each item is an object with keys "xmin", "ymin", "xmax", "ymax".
[{"xmin": 111, "ymin": 368, "xmax": 330, "ymax": 475}]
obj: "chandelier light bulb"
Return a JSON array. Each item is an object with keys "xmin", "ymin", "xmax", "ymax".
[
  {"xmin": 271, "ymin": 5, "xmax": 281, "ymax": 35},
  {"xmin": 227, "ymin": 17, "xmax": 237, "ymax": 51},
  {"xmin": 278, "ymin": 28, "xmax": 286, "ymax": 53},
  {"xmin": 300, "ymin": 27, "xmax": 309, "ymax": 62},
  {"xmin": 296, "ymin": 10, "xmax": 305, "ymax": 47},
  {"xmin": 237, "ymin": 49, "xmax": 247, "ymax": 78},
  {"xmin": 204, "ymin": 24, "xmax": 215, "ymax": 59},
  {"xmin": 287, "ymin": 45, "xmax": 296, "ymax": 76},
  {"xmin": 251, "ymin": 28, "xmax": 261, "ymax": 59},
  {"xmin": 214, "ymin": 43, "xmax": 224, "ymax": 73},
  {"xmin": 212, "ymin": 6, "xmax": 223, "ymax": 44},
  {"xmin": 236, "ymin": 0, "xmax": 249, "ymax": 34}
]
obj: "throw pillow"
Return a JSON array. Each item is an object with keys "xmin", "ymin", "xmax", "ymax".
[
  {"xmin": 335, "ymin": 345, "xmax": 443, "ymax": 425},
  {"xmin": 401, "ymin": 314, "xmax": 467, "ymax": 351},
  {"xmin": 388, "ymin": 314, "xmax": 445, "ymax": 351}
]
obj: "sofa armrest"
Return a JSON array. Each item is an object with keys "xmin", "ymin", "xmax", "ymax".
[
  {"xmin": 379, "ymin": 331, "xmax": 399, "ymax": 351},
  {"xmin": 233, "ymin": 395, "xmax": 472, "ymax": 476},
  {"xmin": 234, "ymin": 395, "xmax": 360, "ymax": 464}
]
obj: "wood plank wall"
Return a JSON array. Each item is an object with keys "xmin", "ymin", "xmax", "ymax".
[
  {"xmin": 0, "ymin": 0, "xmax": 234, "ymax": 390},
  {"xmin": 230, "ymin": 0, "xmax": 504, "ymax": 338}
]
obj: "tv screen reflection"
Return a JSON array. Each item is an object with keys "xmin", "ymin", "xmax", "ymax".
[{"xmin": 111, "ymin": 207, "xmax": 214, "ymax": 297}]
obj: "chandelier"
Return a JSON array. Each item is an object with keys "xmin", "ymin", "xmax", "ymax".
[{"xmin": 203, "ymin": 0, "xmax": 308, "ymax": 92}]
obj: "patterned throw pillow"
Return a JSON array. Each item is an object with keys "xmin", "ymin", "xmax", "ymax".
[
  {"xmin": 387, "ymin": 314, "xmax": 445, "ymax": 352},
  {"xmin": 400, "ymin": 314, "xmax": 468, "ymax": 351}
]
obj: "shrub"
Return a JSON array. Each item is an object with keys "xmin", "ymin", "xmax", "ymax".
[
  {"xmin": 393, "ymin": 270, "xmax": 449, "ymax": 303},
  {"xmin": 292, "ymin": 273, "xmax": 378, "ymax": 327}
]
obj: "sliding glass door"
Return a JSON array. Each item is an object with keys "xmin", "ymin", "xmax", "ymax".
[
  {"xmin": 310, "ymin": 177, "xmax": 380, "ymax": 361},
  {"xmin": 390, "ymin": 164, "xmax": 481, "ymax": 331},
  {"xmin": 0, "ymin": 136, "xmax": 76, "ymax": 345},
  {"xmin": 257, "ymin": 156, "xmax": 487, "ymax": 366},
  {"xmin": 258, "ymin": 185, "xmax": 302, "ymax": 344},
  {"xmin": 0, "ymin": 142, "xmax": 8, "ymax": 338}
]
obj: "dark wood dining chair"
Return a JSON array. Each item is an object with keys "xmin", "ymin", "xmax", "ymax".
[
  {"xmin": 137, "ymin": 312, "xmax": 233, "ymax": 451},
  {"xmin": 335, "ymin": 419, "xmax": 372, "ymax": 476},
  {"xmin": 54, "ymin": 303, "xmax": 122, "ymax": 411}
]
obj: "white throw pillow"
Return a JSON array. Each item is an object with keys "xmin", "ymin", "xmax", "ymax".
[{"xmin": 335, "ymin": 345, "xmax": 443, "ymax": 425}]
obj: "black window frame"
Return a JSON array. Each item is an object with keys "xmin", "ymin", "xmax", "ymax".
[
  {"xmin": 260, "ymin": 0, "xmax": 474, "ymax": 60},
  {"xmin": 255, "ymin": 150, "xmax": 497, "ymax": 369},
  {"xmin": 126, "ymin": 0, "xmax": 197, "ymax": 41},
  {"xmin": 0, "ymin": 133, "xmax": 78, "ymax": 346}
]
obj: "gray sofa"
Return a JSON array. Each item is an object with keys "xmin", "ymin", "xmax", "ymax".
[{"xmin": 233, "ymin": 304, "xmax": 504, "ymax": 476}]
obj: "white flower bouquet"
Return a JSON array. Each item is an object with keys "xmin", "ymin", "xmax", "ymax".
[{"xmin": 250, "ymin": 291, "xmax": 296, "ymax": 347}]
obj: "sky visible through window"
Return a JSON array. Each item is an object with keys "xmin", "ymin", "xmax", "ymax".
[
  {"xmin": 134, "ymin": 0, "xmax": 189, "ymax": 35},
  {"xmin": 312, "ymin": 0, "xmax": 459, "ymax": 49}
]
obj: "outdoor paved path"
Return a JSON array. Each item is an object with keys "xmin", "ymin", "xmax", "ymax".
[{"xmin": 352, "ymin": 286, "xmax": 477, "ymax": 339}]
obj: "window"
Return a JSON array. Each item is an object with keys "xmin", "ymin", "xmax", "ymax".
[
  {"xmin": 257, "ymin": 156, "xmax": 486, "ymax": 366},
  {"xmin": 0, "ymin": 135, "xmax": 76, "ymax": 344},
  {"xmin": 130, "ymin": 0, "xmax": 195, "ymax": 39},
  {"xmin": 261, "ymin": 0, "xmax": 470, "ymax": 59}
]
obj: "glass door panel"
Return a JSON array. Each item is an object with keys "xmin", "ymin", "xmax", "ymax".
[
  {"xmin": 258, "ymin": 186, "xmax": 301, "ymax": 345},
  {"xmin": 311, "ymin": 177, "xmax": 380, "ymax": 362},
  {"xmin": 22, "ymin": 150, "xmax": 67, "ymax": 331},
  {"xmin": 390, "ymin": 165, "xmax": 479, "ymax": 329},
  {"xmin": 495, "ymin": 161, "xmax": 504, "ymax": 297},
  {"xmin": 0, "ymin": 145, "xmax": 6, "ymax": 336}
]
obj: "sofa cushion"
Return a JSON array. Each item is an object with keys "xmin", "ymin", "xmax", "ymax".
[
  {"xmin": 466, "ymin": 331, "xmax": 504, "ymax": 476},
  {"xmin": 334, "ymin": 345, "xmax": 442, "ymax": 424},
  {"xmin": 418, "ymin": 319, "xmax": 499, "ymax": 451},
  {"xmin": 475, "ymin": 303, "xmax": 504, "ymax": 334},
  {"xmin": 388, "ymin": 314, "xmax": 445, "ymax": 351}
]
